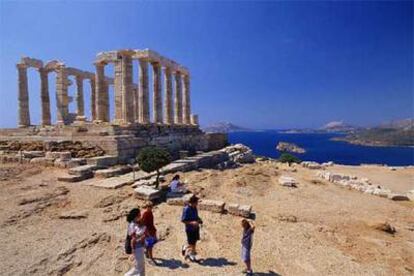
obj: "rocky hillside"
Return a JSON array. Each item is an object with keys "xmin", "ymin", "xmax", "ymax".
[{"xmin": 202, "ymin": 122, "xmax": 249, "ymax": 133}]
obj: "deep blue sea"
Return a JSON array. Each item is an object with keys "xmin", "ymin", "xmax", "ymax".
[{"xmin": 228, "ymin": 131, "xmax": 414, "ymax": 166}]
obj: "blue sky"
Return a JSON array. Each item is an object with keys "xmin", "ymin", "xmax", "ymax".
[{"xmin": 0, "ymin": 1, "xmax": 412, "ymax": 129}]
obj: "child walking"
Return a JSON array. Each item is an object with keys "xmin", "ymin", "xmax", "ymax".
[{"xmin": 241, "ymin": 219, "xmax": 255, "ymax": 275}]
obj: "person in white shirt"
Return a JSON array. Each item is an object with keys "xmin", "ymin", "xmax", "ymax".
[
  {"xmin": 169, "ymin": 175, "xmax": 187, "ymax": 193},
  {"xmin": 125, "ymin": 208, "xmax": 147, "ymax": 276}
]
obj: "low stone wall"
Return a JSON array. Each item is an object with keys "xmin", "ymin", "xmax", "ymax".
[{"xmin": 0, "ymin": 124, "xmax": 228, "ymax": 163}]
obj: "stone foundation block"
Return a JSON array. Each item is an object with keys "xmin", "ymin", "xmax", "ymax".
[
  {"xmin": 227, "ymin": 203, "xmax": 252, "ymax": 218},
  {"xmin": 198, "ymin": 199, "xmax": 225, "ymax": 213},
  {"xmin": 166, "ymin": 193, "xmax": 194, "ymax": 206},
  {"xmin": 87, "ymin": 155, "xmax": 118, "ymax": 167},
  {"xmin": 30, "ymin": 157, "xmax": 55, "ymax": 166},
  {"xmin": 68, "ymin": 164, "xmax": 98, "ymax": 176},
  {"xmin": 58, "ymin": 172, "xmax": 93, "ymax": 182},
  {"xmin": 134, "ymin": 185, "xmax": 162, "ymax": 201}
]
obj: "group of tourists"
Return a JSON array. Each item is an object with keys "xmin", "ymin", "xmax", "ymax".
[{"xmin": 124, "ymin": 175, "xmax": 255, "ymax": 276}]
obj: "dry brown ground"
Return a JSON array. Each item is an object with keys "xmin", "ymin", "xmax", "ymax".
[{"xmin": 0, "ymin": 162, "xmax": 413, "ymax": 276}]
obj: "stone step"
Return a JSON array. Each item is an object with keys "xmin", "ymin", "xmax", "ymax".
[
  {"xmin": 94, "ymin": 166, "xmax": 132, "ymax": 178},
  {"xmin": 68, "ymin": 164, "xmax": 99, "ymax": 176},
  {"xmin": 87, "ymin": 155, "xmax": 118, "ymax": 167},
  {"xmin": 58, "ymin": 172, "xmax": 93, "ymax": 182},
  {"xmin": 227, "ymin": 203, "xmax": 252, "ymax": 218}
]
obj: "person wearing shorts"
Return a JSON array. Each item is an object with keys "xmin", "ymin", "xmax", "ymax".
[{"xmin": 181, "ymin": 195, "xmax": 202, "ymax": 262}]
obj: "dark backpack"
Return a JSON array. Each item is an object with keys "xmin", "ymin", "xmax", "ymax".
[{"xmin": 125, "ymin": 232, "xmax": 132, "ymax": 254}]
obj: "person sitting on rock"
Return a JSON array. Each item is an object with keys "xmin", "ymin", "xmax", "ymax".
[
  {"xmin": 181, "ymin": 195, "xmax": 203, "ymax": 262},
  {"xmin": 169, "ymin": 175, "xmax": 187, "ymax": 193}
]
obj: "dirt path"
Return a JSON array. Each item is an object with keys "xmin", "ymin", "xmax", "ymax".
[{"xmin": 0, "ymin": 162, "xmax": 413, "ymax": 275}]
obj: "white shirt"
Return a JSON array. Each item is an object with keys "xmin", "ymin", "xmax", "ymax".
[{"xmin": 170, "ymin": 180, "xmax": 180, "ymax": 192}]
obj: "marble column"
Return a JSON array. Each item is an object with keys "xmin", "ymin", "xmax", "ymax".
[
  {"xmin": 95, "ymin": 63, "xmax": 108, "ymax": 122},
  {"xmin": 75, "ymin": 76, "xmax": 85, "ymax": 121},
  {"xmin": 163, "ymin": 67, "xmax": 173, "ymax": 125},
  {"xmin": 122, "ymin": 55, "xmax": 134, "ymax": 124},
  {"xmin": 174, "ymin": 71, "xmax": 183, "ymax": 125},
  {"xmin": 90, "ymin": 78, "xmax": 96, "ymax": 121},
  {"xmin": 55, "ymin": 66, "xmax": 68, "ymax": 124},
  {"xmin": 113, "ymin": 60, "xmax": 123, "ymax": 123},
  {"xmin": 39, "ymin": 67, "xmax": 51, "ymax": 126},
  {"xmin": 152, "ymin": 62, "xmax": 162, "ymax": 124},
  {"xmin": 182, "ymin": 74, "xmax": 191, "ymax": 125},
  {"xmin": 190, "ymin": 114, "xmax": 199, "ymax": 126},
  {"xmin": 17, "ymin": 64, "xmax": 30, "ymax": 127},
  {"xmin": 133, "ymin": 85, "xmax": 139, "ymax": 122},
  {"xmin": 138, "ymin": 59, "xmax": 149, "ymax": 124}
]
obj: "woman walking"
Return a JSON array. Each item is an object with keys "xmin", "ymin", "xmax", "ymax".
[
  {"xmin": 125, "ymin": 208, "xmax": 147, "ymax": 276},
  {"xmin": 141, "ymin": 201, "xmax": 157, "ymax": 265}
]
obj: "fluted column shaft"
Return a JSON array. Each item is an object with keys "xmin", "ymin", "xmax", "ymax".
[
  {"xmin": 90, "ymin": 79, "xmax": 96, "ymax": 121},
  {"xmin": 122, "ymin": 55, "xmax": 134, "ymax": 123},
  {"xmin": 39, "ymin": 68, "xmax": 51, "ymax": 126},
  {"xmin": 138, "ymin": 59, "xmax": 150, "ymax": 124},
  {"xmin": 56, "ymin": 66, "xmax": 68, "ymax": 124},
  {"xmin": 163, "ymin": 67, "xmax": 173, "ymax": 125},
  {"xmin": 17, "ymin": 64, "xmax": 30, "ymax": 127},
  {"xmin": 95, "ymin": 63, "xmax": 109, "ymax": 122},
  {"xmin": 75, "ymin": 76, "xmax": 85, "ymax": 120},
  {"xmin": 133, "ymin": 86, "xmax": 139, "ymax": 122},
  {"xmin": 174, "ymin": 71, "xmax": 183, "ymax": 124},
  {"xmin": 152, "ymin": 62, "xmax": 162, "ymax": 124},
  {"xmin": 183, "ymin": 74, "xmax": 191, "ymax": 125}
]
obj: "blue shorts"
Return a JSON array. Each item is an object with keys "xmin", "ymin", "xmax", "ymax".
[{"xmin": 145, "ymin": 236, "xmax": 157, "ymax": 249}]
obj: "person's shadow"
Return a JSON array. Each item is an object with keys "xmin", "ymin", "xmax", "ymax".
[
  {"xmin": 154, "ymin": 258, "xmax": 189, "ymax": 269},
  {"xmin": 197, "ymin": 257, "xmax": 237, "ymax": 267},
  {"xmin": 254, "ymin": 270, "xmax": 282, "ymax": 276}
]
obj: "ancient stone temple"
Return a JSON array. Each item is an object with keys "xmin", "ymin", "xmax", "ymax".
[
  {"xmin": 1, "ymin": 49, "xmax": 226, "ymax": 162},
  {"xmin": 16, "ymin": 49, "xmax": 198, "ymax": 127}
]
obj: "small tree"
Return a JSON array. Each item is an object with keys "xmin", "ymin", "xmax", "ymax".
[
  {"xmin": 137, "ymin": 147, "xmax": 171, "ymax": 189},
  {"xmin": 278, "ymin": 152, "xmax": 301, "ymax": 166}
]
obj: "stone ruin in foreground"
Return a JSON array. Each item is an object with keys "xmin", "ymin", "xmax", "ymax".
[{"xmin": 0, "ymin": 49, "xmax": 227, "ymax": 162}]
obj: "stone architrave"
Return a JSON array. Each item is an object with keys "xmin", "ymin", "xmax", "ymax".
[
  {"xmin": 182, "ymin": 74, "xmax": 191, "ymax": 125},
  {"xmin": 55, "ymin": 65, "xmax": 68, "ymax": 124},
  {"xmin": 17, "ymin": 63, "xmax": 30, "ymax": 127},
  {"xmin": 39, "ymin": 67, "xmax": 51, "ymax": 126},
  {"xmin": 163, "ymin": 67, "xmax": 173, "ymax": 125},
  {"xmin": 90, "ymin": 78, "xmax": 96, "ymax": 121},
  {"xmin": 138, "ymin": 59, "xmax": 149, "ymax": 124},
  {"xmin": 75, "ymin": 76, "xmax": 85, "ymax": 121},
  {"xmin": 152, "ymin": 62, "xmax": 162, "ymax": 124},
  {"xmin": 174, "ymin": 71, "xmax": 183, "ymax": 124}
]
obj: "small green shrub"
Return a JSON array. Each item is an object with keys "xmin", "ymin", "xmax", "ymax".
[
  {"xmin": 278, "ymin": 153, "xmax": 301, "ymax": 165},
  {"xmin": 137, "ymin": 147, "xmax": 171, "ymax": 188}
]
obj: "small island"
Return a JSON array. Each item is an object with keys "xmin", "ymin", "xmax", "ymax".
[{"xmin": 276, "ymin": 142, "xmax": 306, "ymax": 154}]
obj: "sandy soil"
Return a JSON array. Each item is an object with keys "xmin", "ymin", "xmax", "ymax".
[{"xmin": 0, "ymin": 162, "xmax": 413, "ymax": 276}]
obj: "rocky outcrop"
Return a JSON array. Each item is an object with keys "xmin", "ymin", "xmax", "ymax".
[
  {"xmin": 221, "ymin": 144, "xmax": 255, "ymax": 164},
  {"xmin": 276, "ymin": 142, "xmax": 305, "ymax": 154}
]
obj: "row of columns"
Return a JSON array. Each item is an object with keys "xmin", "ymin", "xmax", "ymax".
[
  {"xmin": 17, "ymin": 63, "xmax": 97, "ymax": 126},
  {"xmin": 94, "ymin": 56, "xmax": 193, "ymax": 126},
  {"xmin": 17, "ymin": 54, "xmax": 197, "ymax": 127}
]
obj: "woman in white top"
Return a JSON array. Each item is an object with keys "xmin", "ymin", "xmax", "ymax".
[
  {"xmin": 125, "ymin": 208, "xmax": 147, "ymax": 276},
  {"xmin": 170, "ymin": 174, "xmax": 187, "ymax": 193}
]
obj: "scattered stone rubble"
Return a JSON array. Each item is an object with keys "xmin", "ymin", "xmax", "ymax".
[
  {"xmin": 317, "ymin": 171, "xmax": 412, "ymax": 201},
  {"xmin": 221, "ymin": 144, "xmax": 255, "ymax": 164},
  {"xmin": 278, "ymin": 176, "xmax": 298, "ymax": 188},
  {"xmin": 166, "ymin": 193, "xmax": 252, "ymax": 218},
  {"xmin": 301, "ymin": 161, "xmax": 334, "ymax": 170}
]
